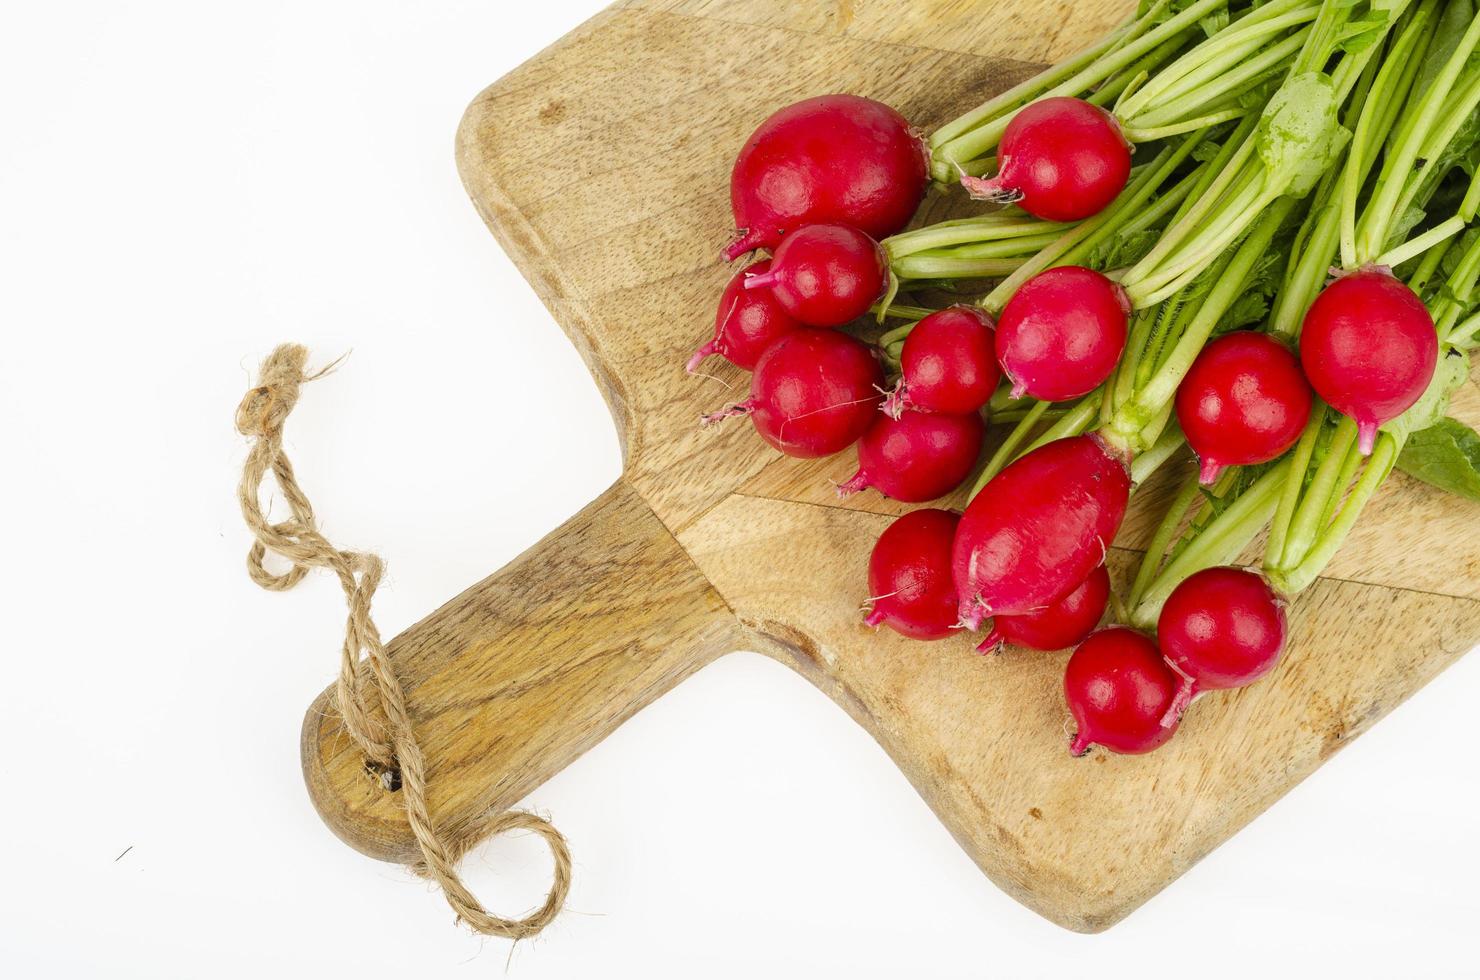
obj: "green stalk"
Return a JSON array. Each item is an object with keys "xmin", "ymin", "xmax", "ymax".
[
  {"xmin": 1021, "ymin": 395, "xmax": 1101, "ymax": 456},
  {"xmin": 979, "ymin": 137, "xmax": 1198, "ymax": 310},
  {"xmin": 1123, "ymin": 120, "xmax": 1259, "ymax": 292},
  {"xmin": 1130, "ymin": 424, "xmax": 1186, "ymax": 484},
  {"xmin": 1315, "ymin": 434, "xmax": 1366, "ymax": 532},
  {"xmin": 1374, "ymin": 215, "xmax": 1465, "ymax": 269},
  {"xmin": 932, "ymin": 0, "xmax": 1229, "ymax": 173},
  {"xmin": 1122, "ymin": 17, "xmax": 1315, "ymax": 128},
  {"xmin": 1271, "ymin": 435, "xmax": 1398, "ymax": 594},
  {"xmin": 1461, "ymin": 158, "xmax": 1480, "ymax": 222},
  {"xmin": 932, "ymin": 231, "xmax": 1072, "ymax": 259},
  {"xmin": 1127, "ymin": 472, "xmax": 1203, "ymax": 611},
  {"xmin": 892, "ymin": 255, "xmax": 1028, "ymax": 280},
  {"xmin": 1280, "ymin": 415, "xmax": 1358, "ymax": 570},
  {"xmin": 1114, "ymin": 162, "xmax": 1207, "ymax": 240},
  {"xmin": 1339, "ymin": 0, "xmax": 1436, "ymax": 267},
  {"xmin": 1448, "ymin": 308, "xmax": 1480, "ymax": 347},
  {"xmin": 1114, "ymin": 199, "xmax": 1295, "ymax": 443},
  {"xmin": 1354, "ymin": 11, "xmax": 1480, "ymax": 262},
  {"xmin": 1272, "ymin": 191, "xmax": 1341, "ymax": 338},
  {"xmin": 929, "ymin": 12, "xmax": 1142, "ymax": 151},
  {"xmin": 1382, "ymin": 65, "xmax": 1480, "ymax": 243},
  {"xmin": 872, "ymin": 303, "xmax": 936, "ymax": 323},
  {"xmin": 1113, "ymin": 307, "xmax": 1159, "ymax": 411},
  {"xmin": 1133, "ymin": 459, "xmax": 1291, "ymax": 626},
  {"xmin": 1092, "ymin": 34, "xmax": 1190, "ymax": 110},
  {"xmin": 884, "ymin": 217, "xmax": 1071, "ymax": 259},
  {"xmin": 1120, "ymin": 108, "xmax": 1248, "ymax": 143},
  {"xmin": 1264, "ymin": 404, "xmax": 1326, "ymax": 567},
  {"xmin": 970, "ymin": 399, "xmax": 1050, "ymax": 497},
  {"xmin": 1408, "ymin": 232, "xmax": 1454, "ymax": 295},
  {"xmin": 1126, "ymin": 173, "xmax": 1271, "ymax": 306},
  {"xmin": 1118, "ymin": 0, "xmax": 1313, "ymax": 119}
]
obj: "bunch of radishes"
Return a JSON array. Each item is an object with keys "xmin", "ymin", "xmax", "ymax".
[
  {"xmin": 692, "ymin": 0, "xmax": 1480, "ymax": 759},
  {"xmin": 695, "ymin": 95, "xmax": 993, "ymax": 503}
]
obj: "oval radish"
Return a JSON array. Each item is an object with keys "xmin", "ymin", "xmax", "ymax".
[
  {"xmin": 1065, "ymin": 627, "xmax": 1182, "ymax": 756},
  {"xmin": 864, "ymin": 509, "xmax": 960, "ymax": 640},
  {"xmin": 745, "ymin": 224, "xmax": 888, "ymax": 328},
  {"xmin": 977, "ymin": 564, "xmax": 1110, "ymax": 654},
  {"xmin": 996, "ymin": 266, "xmax": 1129, "ymax": 401},
  {"xmin": 1176, "ymin": 331, "xmax": 1314, "ymax": 485},
  {"xmin": 702, "ymin": 328, "xmax": 882, "ymax": 458},
  {"xmin": 1299, "ymin": 269, "xmax": 1437, "ymax": 455},
  {"xmin": 960, "ymin": 97, "xmax": 1131, "ymax": 222},
  {"xmin": 1157, "ymin": 566, "xmax": 1287, "ymax": 726},
  {"xmin": 726, "ymin": 94, "xmax": 929, "ymax": 260},
  {"xmin": 953, "ymin": 434, "xmax": 1131, "ymax": 627},
  {"xmin": 687, "ymin": 260, "xmax": 802, "ymax": 372},
  {"xmin": 839, "ymin": 410, "xmax": 984, "ymax": 503},
  {"xmin": 883, "ymin": 305, "xmax": 1000, "ymax": 418}
]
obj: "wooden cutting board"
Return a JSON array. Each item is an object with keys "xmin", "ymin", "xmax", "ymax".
[{"xmin": 300, "ymin": 0, "xmax": 1480, "ymax": 932}]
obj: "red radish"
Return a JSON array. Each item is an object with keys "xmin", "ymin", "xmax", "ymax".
[
  {"xmin": 1176, "ymin": 332, "xmax": 1314, "ymax": 485},
  {"xmin": 1157, "ymin": 566, "xmax": 1287, "ymax": 727},
  {"xmin": 882, "ymin": 306, "xmax": 1000, "ymax": 418},
  {"xmin": 995, "ymin": 266, "xmax": 1129, "ymax": 401},
  {"xmin": 1299, "ymin": 268, "xmax": 1437, "ymax": 455},
  {"xmin": 745, "ymin": 224, "xmax": 888, "ymax": 327},
  {"xmin": 977, "ymin": 564, "xmax": 1110, "ymax": 654},
  {"xmin": 953, "ymin": 434, "xmax": 1131, "ymax": 627},
  {"xmin": 1065, "ymin": 627, "xmax": 1182, "ymax": 756},
  {"xmin": 701, "ymin": 328, "xmax": 883, "ymax": 457},
  {"xmin": 687, "ymin": 260, "xmax": 802, "ymax": 372},
  {"xmin": 864, "ymin": 509, "xmax": 961, "ymax": 640},
  {"xmin": 960, "ymin": 97, "xmax": 1131, "ymax": 222},
  {"xmin": 838, "ymin": 410, "xmax": 984, "ymax": 502},
  {"xmin": 725, "ymin": 94, "xmax": 929, "ymax": 261}
]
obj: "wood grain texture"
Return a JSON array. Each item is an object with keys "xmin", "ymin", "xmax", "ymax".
[
  {"xmin": 303, "ymin": 479, "xmax": 742, "ymax": 862},
  {"xmin": 302, "ymin": 0, "xmax": 1480, "ymax": 931}
]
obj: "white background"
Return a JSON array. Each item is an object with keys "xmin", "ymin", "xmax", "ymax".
[{"xmin": 2, "ymin": 2, "xmax": 1476, "ymax": 977}]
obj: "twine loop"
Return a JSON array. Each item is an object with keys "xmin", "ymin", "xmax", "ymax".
[{"xmin": 236, "ymin": 344, "xmax": 570, "ymax": 940}]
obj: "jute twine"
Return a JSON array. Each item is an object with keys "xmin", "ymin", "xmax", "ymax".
[{"xmin": 236, "ymin": 344, "xmax": 570, "ymax": 940}]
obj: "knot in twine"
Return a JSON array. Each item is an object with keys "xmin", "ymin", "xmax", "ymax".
[{"xmin": 236, "ymin": 344, "xmax": 570, "ymax": 940}]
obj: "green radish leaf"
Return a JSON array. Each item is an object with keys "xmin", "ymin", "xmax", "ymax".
[
  {"xmin": 1397, "ymin": 416, "xmax": 1480, "ymax": 501},
  {"xmin": 1191, "ymin": 139, "xmax": 1223, "ymax": 163},
  {"xmin": 1199, "ymin": 8, "xmax": 1229, "ymax": 38},
  {"xmin": 1412, "ymin": 0, "xmax": 1476, "ymax": 104},
  {"xmin": 1219, "ymin": 292, "xmax": 1270, "ymax": 331},
  {"xmin": 1387, "ymin": 204, "xmax": 1429, "ymax": 249},
  {"xmin": 1386, "ymin": 345, "xmax": 1471, "ymax": 443},
  {"xmin": 1257, "ymin": 72, "xmax": 1351, "ymax": 198},
  {"xmin": 1334, "ymin": 10, "xmax": 1391, "ymax": 55},
  {"xmin": 1088, "ymin": 227, "xmax": 1162, "ymax": 271},
  {"xmin": 1217, "ymin": 228, "xmax": 1292, "ymax": 332}
]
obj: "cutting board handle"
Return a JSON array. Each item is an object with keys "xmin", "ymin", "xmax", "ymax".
[{"xmin": 301, "ymin": 477, "xmax": 741, "ymax": 863}]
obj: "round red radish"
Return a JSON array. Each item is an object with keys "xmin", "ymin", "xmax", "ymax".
[
  {"xmin": 960, "ymin": 97, "xmax": 1131, "ymax": 222},
  {"xmin": 883, "ymin": 305, "xmax": 1000, "ymax": 418},
  {"xmin": 1176, "ymin": 332, "xmax": 1314, "ymax": 485},
  {"xmin": 687, "ymin": 260, "xmax": 802, "ymax": 372},
  {"xmin": 864, "ymin": 509, "xmax": 961, "ymax": 640},
  {"xmin": 702, "ymin": 328, "xmax": 883, "ymax": 457},
  {"xmin": 725, "ymin": 94, "xmax": 929, "ymax": 260},
  {"xmin": 1065, "ymin": 627, "xmax": 1182, "ymax": 756},
  {"xmin": 745, "ymin": 224, "xmax": 888, "ymax": 327},
  {"xmin": 996, "ymin": 266, "xmax": 1129, "ymax": 401},
  {"xmin": 978, "ymin": 564, "xmax": 1110, "ymax": 654},
  {"xmin": 1299, "ymin": 268, "xmax": 1437, "ymax": 455},
  {"xmin": 839, "ymin": 410, "xmax": 984, "ymax": 503},
  {"xmin": 953, "ymin": 434, "xmax": 1131, "ymax": 627},
  {"xmin": 1157, "ymin": 566, "xmax": 1287, "ymax": 726}
]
